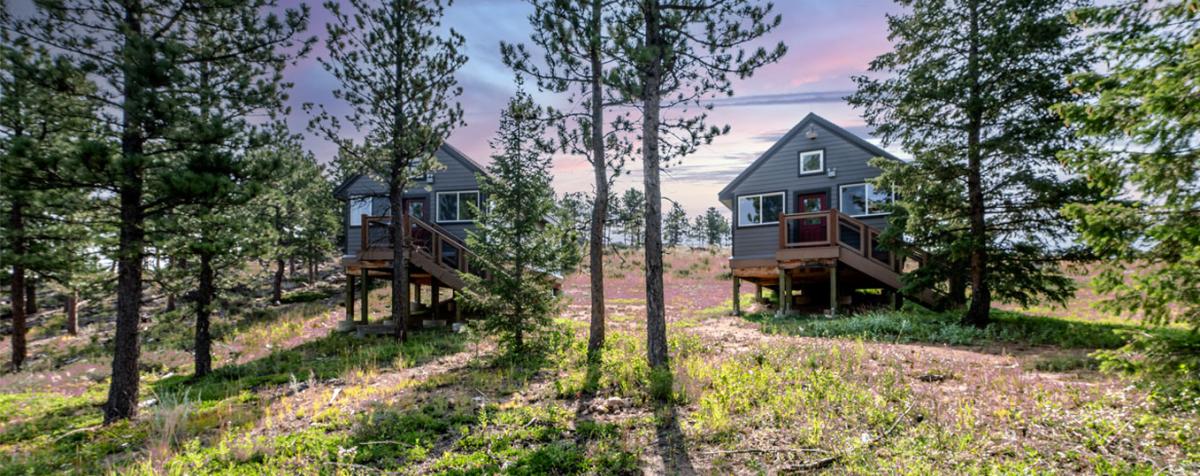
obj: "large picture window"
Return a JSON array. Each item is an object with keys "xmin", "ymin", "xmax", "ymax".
[
  {"xmin": 839, "ymin": 183, "xmax": 892, "ymax": 217},
  {"xmin": 437, "ymin": 190, "xmax": 480, "ymax": 223},
  {"xmin": 798, "ymin": 149, "xmax": 824, "ymax": 175},
  {"xmin": 736, "ymin": 192, "xmax": 785, "ymax": 227},
  {"xmin": 349, "ymin": 197, "xmax": 372, "ymax": 226}
]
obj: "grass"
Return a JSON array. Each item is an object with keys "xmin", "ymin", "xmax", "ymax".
[{"xmin": 745, "ymin": 307, "xmax": 1181, "ymax": 350}]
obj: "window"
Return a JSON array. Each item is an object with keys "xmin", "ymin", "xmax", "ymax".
[
  {"xmin": 437, "ymin": 191, "xmax": 480, "ymax": 223},
  {"xmin": 798, "ymin": 150, "xmax": 824, "ymax": 175},
  {"xmin": 839, "ymin": 183, "xmax": 892, "ymax": 217},
  {"xmin": 408, "ymin": 160, "xmax": 435, "ymax": 182},
  {"xmin": 349, "ymin": 197, "xmax": 372, "ymax": 226},
  {"xmin": 736, "ymin": 192, "xmax": 785, "ymax": 227}
]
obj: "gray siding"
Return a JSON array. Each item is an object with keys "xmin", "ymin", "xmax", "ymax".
[
  {"xmin": 728, "ymin": 121, "xmax": 891, "ymax": 259},
  {"xmin": 341, "ymin": 147, "xmax": 482, "ymax": 256}
]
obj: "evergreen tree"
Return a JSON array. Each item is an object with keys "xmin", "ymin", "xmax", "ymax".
[
  {"xmin": 620, "ymin": 188, "xmax": 645, "ymax": 247},
  {"xmin": 6, "ymin": 0, "xmax": 310, "ymax": 422},
  {"xmin": 311, "ymin": 0, "xmax": 466, "ymax": 340},
  {"xmin": 609, "ymin": 0, "xmax": 786, "ymax": 370},
  {"xmin": 461, "ymin": 88, "xmax": 578, "ymax": 354},
  {"xmin": 0, "ymin": 34, "xmax": 96, "ymax": 370},
  {"xmin": 664, "ymin": 202, "xmax": 688, "ymax": 248},
  {"xmin": 502, "ymin": 0, "xmax": 630, "ymax": 363},
  {"xmin": 849, "ymin": 0, "xmax": 1093, "ymax": 327},
  {"xmin": 1055, "ymin": 2, "xmax": 1200, "ymax": 330},
  {"xmin": 701, "ymin": 207, "xmax": 730, "ymax": 248}
]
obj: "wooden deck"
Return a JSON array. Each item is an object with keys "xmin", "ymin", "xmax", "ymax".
[{"xmin": 730, "ymin": 209, "xmax": 935, "ymax": 315}]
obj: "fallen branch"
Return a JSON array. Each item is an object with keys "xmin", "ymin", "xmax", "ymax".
[
  {"xmin": 702, "ymin": 447, "xmax": 831, "ymax": 456},
  {"xmin": 52, "ymin": 425, "xmax": 102, "ymax": 443},
  {"xmin": 322, "ymin": 461, "xmax": 399, "ymax": 474}
]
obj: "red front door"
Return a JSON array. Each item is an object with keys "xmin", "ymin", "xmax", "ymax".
[
  {"xmin": 402, "ymin": 197, "xmax": 431, "ymax": 249},
  {"xmin": 794, "ymin": 192, "xmax": 828, "ymax": 243}
]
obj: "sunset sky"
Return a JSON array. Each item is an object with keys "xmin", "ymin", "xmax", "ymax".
[
  {"xmin": 10, "ymin": 0, "xmax": 909, "ymax": 217},
  {"xmin": 288, "ymin": 0, "xmax": 909, "ymax": 216}
]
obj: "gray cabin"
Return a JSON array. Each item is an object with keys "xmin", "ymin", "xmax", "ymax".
[
  {"xmin": 332, "ymin": 143, "xmax": 489, "ymax": 333},
  {"xmin": 719, "ymin": 113, "xmax": 933, "ymax": 315}
]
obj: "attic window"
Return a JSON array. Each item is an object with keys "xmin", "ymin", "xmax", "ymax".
[{"xmin": 798, "ymin": 150, "xmax": 824, "ymax": 175}]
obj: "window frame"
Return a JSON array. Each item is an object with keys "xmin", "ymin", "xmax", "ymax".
[
  {"xmin": 797, "ymin": 149, "xmax": 825, "ymax": 176},
  {"xmin": 838, "ymin": 182, "xmax": 893, "ymax": 217},
  {"xmin": 348, "ymin": 196, "xmax": 373, "ymax": 226},
  {"xmin": 436, "ymin": 190, "xmax": 481, "ymax": 223},
  {"xmin": 735, "ymin": 191, "xmax": 786, "ymax": 228}
]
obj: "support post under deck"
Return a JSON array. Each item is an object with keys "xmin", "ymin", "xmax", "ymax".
[
  {"xmin": 345, "ymin": 274, "xmax": 356, "ymax": 320},
  {"xmin": 829, "ymin": 263, "xmax": 839, "ymax": 317},
  {"xmin": 431, "ymin": 281, "xmax": 441, "ymax": 320},
  {"xmin": 360, "ymin": 268, "xmax": 370, "ymax": 324},
  {"xmin": 778, "ymin": 268, "xmax": 792, "ymax": 315},
  {"xmin": 754, "ymin": 284, "xmax": 763, "ymax": 304},
  {"xmin": 732, "ymin": 277, "xmax": 741, "ymax": 316}
]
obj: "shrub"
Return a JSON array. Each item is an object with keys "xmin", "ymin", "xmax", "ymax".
[{"xmin": 1095, "ymin": 331, "xmax": 1200, "ymax": 411}]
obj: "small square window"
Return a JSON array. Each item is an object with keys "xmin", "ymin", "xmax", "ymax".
[{"xmin": 799, "ymin": 150, "xmax": 824, "ymax": 175}]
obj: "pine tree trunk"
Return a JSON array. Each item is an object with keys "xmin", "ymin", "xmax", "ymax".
[
  {"xmin": 65, "ymin": 292, "xmax": 78, "ymax": 336},
  {"xmin": 642, "ymin": 1, "xmax": 669, "ymax": 371},
  {"xmin": 390, "ymin": 176, "xmax": 411, "ymax": 341},
  {"xmin": 24, "ymin": 280, "xmax": 36, "ymax": 315},
  {"xmin": 194, "ymin": 251, "xmax": 214, "ymax": 377},
  {"xmin": 962, "ymin": 0, "xmax": 991, "ymax": 328},
  {"xmin": 288, "ymin": 257, "xmax": 296, "ymax": 278},
  {"xmin": 586, "ymin": 0, "xmax": 607, "ymax": 363},
  {"xmin": 8, "ymin": 200, "xmax": 26, "ymax": 371},
  {"xmin": 272, "ymin": 258, "xmax": 284, "ymax": 303},
  {"xmin": 104, "ymin": 3, "xmax": 148, "ymax": 422},
  {"xmin": 307, "ymin": 258, "xmax": 316, "ymax": 285},
  {"xmin": 165, "ymin": 294, "xmax": 176, "ymax": 312}
]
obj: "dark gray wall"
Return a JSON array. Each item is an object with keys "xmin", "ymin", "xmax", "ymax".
[
  {"xmin": 727, "ymin": 121, "xmax": 890, "ymax": 259},
  {"xmin": 342, "ymin": 147, "xmax": 482, "ymax": 256}
]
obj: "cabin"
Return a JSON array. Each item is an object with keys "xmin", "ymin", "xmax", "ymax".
[
  {"xmin": 719, "ymin": 113, "xmax": 933, "ymax": 315},
  {"xmin": 332, "ymin": 143, "xmax": 488, "ymax": 335}
]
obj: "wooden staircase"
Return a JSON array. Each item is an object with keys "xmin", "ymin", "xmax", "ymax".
[{"xmin": 350, "ymin": 214, "xmax": 477, "ymax": 290}]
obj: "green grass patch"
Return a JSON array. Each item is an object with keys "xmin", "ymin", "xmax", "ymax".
[{"xmin": 748, "ymin": 308, "xmax": 1173, "ymax": 350}]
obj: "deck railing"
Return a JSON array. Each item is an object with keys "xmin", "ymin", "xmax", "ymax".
[
  {"xmin": 359, "ymin": 214, "xmax": 473, "ymax": 273},
  {"xmin": 778, "ymin": 209, "xmax": 903, "ymax": 272}
]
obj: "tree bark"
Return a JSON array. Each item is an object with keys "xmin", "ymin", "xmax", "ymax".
[
  {"xmin": 307, "ymin": 258, "xmax": 316, "ymax": 285},
  {"xmin": 272, "ymin": 258, "xmax": 285, "ymax": 303},
  {"xmin": 65, "ymin": 292, "xmax": 78, "ymax": 336},
  {"xmin": 586, "ymin": 0, "xmax": 607, "ymax": 363},
  {"xmin": 288, "ymin": 256, "xmax": 296, "ymax": 278},
  {"xmin": 24, "ymin": 280, "xmax": 36, "ymax": 315},
  {"xmin": 390, "ymin": 177, "xmax": 411, "ymax": 341},
  {"xmin": 641, "ymin": 0, "xmax": 669, "ymax": 371},
  {"xmin": 165, "ymin": 294, "xmax": 176, "ymax": 312},
  {"xmin": 194, "ymin": 251, "xmax": 214, "ymax": 377},
  {"xmin": 8, "ymin": 200, "xmax": 26, "ymax": 371},
  {"xmin": 962, "ymin": 0, "xmax": 991, "ymax": 328},
  {"xmin": 104, "ymin": 1, "xmax": 147, "ymax": 423}
]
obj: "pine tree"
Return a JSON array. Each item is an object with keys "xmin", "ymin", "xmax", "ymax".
[
  {"xmin": 663, "ymin": 202, "xmax": 688, "ymax": 248},
  {"xmin": 1055, "ymin": 2, "xmax": 1200, "ymax": 330},
  {"xmin": 6, "ymin": 0, "xmax": 310, "ymax": 422},
  {"xmin": 311, "ymin": 0, "xmax": 466, "ymax": 340},
  {"xmin": 620, "ymin": 188, "xmax": 645, "ymax": 247},
  {"xmin": 849, "ymin": 0, "xmax": 1093, "ymax": 327},
  {"xmin": 701, "ymin": 207, "xmax": 730, "ymax": 248},
  {"xmin": 0, "ymin": 34, "xmax": 96, "ymax": 370},
  {"xmin": 461, "ymin": 88, "xmax": 578, "ymax": 355},
  {"xmin": 502, "ymin": 0, "xmax": 631, "ymax": 363},
  {"xmin": 609, "ymin": 0, "xmax": 786, "ymax": 370}
]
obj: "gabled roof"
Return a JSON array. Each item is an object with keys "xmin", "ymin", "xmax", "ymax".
[
  {"xmin": 332, "ymin": 143, "xmax": 489, "ymax": 199},
  {"xmin": 717, "ymin": 113, "xmax": 904, "ymax": 201}
]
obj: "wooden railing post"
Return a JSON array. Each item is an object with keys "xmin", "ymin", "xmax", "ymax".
[
  {"xmin": 827, "ymin": 209, "xmax": 838, "ymax": 244},
  {"xmin": 360, "ymin": 214, "xmax": 368, "ymax": 253}
]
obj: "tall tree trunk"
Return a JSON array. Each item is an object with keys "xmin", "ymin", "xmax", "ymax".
[
  {"xmin": 307, "ymin": 258, "xmax": 316, "ymax": 285},
  {"xmin": 165, "ymin": 294, "xmax": 176, "ymax": 312},
  {"xmin": 586, "ymin": 0, "xmax": 607, "ymax": 363},
  {"xmin": 642, "ymin": 1, "xmax": 668, "ymax": 370},
  {"xmin": 962, "ymin": 0, "xmax": 990, "ymax": 328},
  {"xmin": 288, "ymin": 257, "xmax": 296, "ymax": 278},
  {"xmin": 8, "ymin": 200, "xmax": 26, "ymax": 371},
  {"xmin": 272, "ymin": 258, "xmax": 284, "ymax": 303},
  {"xmin": 104, "ymin": 2, "xmax": 147, "ymax": 423},
  {"xmin": 65, "ymin": 292, "xmax": 78, "ymax": 336},
  {"xmin": 390, "ymin": 177, "xmax": 411, "ymax": 340},
  {"xmin": 24, "ymin": 280, "xmax": 36, "ymax": 315},
  {"xmin": 194, "ymin": 250, "xmax": 214, "ymax": 377}
]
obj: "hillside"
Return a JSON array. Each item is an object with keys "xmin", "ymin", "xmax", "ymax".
[{"xmin": 0, "ymin": 249, "xmax": 1197, "ymax": 474}]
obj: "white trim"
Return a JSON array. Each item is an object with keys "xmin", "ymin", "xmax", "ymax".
[
  {"xmin": 838, "ymin": 183, "xmax": 893, "ymax": 217},
  {"xmin": 735, "ymin": 191, "xmax": 786, "ymax": 227},
  {"xmin": 436, "ymin": 190, "xmax": 480, "ymax": 223},
  {"xmin": 799, "ymin": 150, "xmax": 824, "ymax": 175}
]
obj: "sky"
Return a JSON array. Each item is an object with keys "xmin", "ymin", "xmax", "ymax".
[
  {"xmin": 286, "ymin": 0, "xmax": 908, "ymax": 217},
  {"xmin": 8, "ymin": 0, "xmax": 908, "ymax": 217}
]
